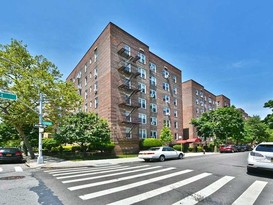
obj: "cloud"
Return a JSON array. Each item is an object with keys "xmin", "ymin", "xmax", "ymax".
[{"xmin": 230, "ymin": 59, "xmax": 259, "ymax": 69}]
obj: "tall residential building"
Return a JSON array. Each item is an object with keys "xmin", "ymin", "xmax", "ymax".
[
  {"xmin": 182, "ymin": 80, "xmax": 230, "ymax": 140},
  {"xmin": 67, "ymin": 22, "xmax": 183, "ymax": 154}
]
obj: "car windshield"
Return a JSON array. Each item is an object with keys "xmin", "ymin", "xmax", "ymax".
[
  {"xmin": 148, "ymin": 147, "xmax": 160, "ymax": 151},
  {"xmin": 256, "ymin": 145, "xmax": 273, "ymax": 152}
]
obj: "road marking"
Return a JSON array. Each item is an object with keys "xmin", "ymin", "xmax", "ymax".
[
  {"xmin": 232, "ymin": 180, "xmax": 268, "ymax": 205},
  {"xmin": 172, "ymin": 176, "xmax": 234, "ymax": 205},
  {"xmin": 62, "ymin": 165, "xmax": 162, "ymax": 183},
  {"xmin": 0, "ymin": 168, "xmax": 3, "ymax": 172},
  {"xmin": 52, "ymin": 165, "xmax": 127, "ymax": 176},
  {"xmin": 14, "ymin": 166, "xmax": 23, "ymax": 172},
  {"xmin": 107, "ymin": 172, "xmax": 212, "ymax": 205},
  {"xmin": 68, "ymin": 167, "xmax": 175, "ymax": 191},
  {"xmin": 79, "ymin": 169, "xmax": 193, "ymax": 200}
]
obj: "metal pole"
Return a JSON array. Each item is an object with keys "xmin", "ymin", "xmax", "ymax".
[{"xmin": 37, "ymin": 92, "xmax": 44, "ymax": 164}]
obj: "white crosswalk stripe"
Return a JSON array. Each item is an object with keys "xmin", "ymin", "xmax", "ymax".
[
  {"xmin": 14, "ymin": 166, "xmax": 23, "ymax": 172},
  {"xmin": 0, "ymin": 167, "xmax": 3, "ymax": 172},
  {"xmin": 0, "ymin": 166, "xmax": 24, "ymax": 172},
  {"xmin": 45, "ymin": 165, "xmax": 270, "ymax": 205}
]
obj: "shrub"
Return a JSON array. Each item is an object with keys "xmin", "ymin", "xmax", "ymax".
[
  {"xmin": 42, "ymin": 138, "xmax": 59, "ymax": 151},
  {"xmin": 140, "ymin": 138, "xmax": 162, "ymax": 150},
  {"xmin": 188, "ymin": 147, "xmax": 193, "ymax": 152},
  {"xmin": 173, "ymin": 144, "xmax": 182, "ymax": 151},
  {"xmin": 197, "ymin": 146, "xmax": 203, "ymax": 152}
]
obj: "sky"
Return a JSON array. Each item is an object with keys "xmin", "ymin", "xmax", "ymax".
[{"xmin": 1, "ymin": 0, "xmax": 272, "ymax": 119}]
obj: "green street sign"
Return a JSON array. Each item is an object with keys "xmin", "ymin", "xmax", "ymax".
[
  {"xmin": 42, "ymin": 121, "xmax": 53, "ymax": 126},
  {"xmin": 0, "ymin": 92, "xmax": 17, "ymax": 100}
]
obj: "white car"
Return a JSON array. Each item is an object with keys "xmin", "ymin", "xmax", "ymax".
[
  {"xmin": 247, "ymin": 142, "xmax": 273, "ymax": 173},
  {"xmin": 138, "ymin": 146, "xmax": 184, "ymax": 162}
]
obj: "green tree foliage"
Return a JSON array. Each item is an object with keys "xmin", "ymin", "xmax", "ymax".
[
  {"xmin": 55, "ymin": 112, "xmax": 111, "ymax": 152},
  {"xmin": 159, "ymin": 126, "xmax": 173, "ymax": 145},
  {"xmin": 244, "ymin": 116, "xmax": 270, "ymax": 144},
  {"xmin": 0, "ymin": 39, "xmax": 82, "ymax": 158},
  {"xmin": 191, "ymin": 112, "xmax": 214, "ymax": 141},
  {"xmin": 264, "ymin": 100, "xmax": 273, "ymax": 128},
  {"xmin": 139, "ymin": 138, "xmax": 162, "ymax": 150}
]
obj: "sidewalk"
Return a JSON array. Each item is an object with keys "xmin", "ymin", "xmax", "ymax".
[{"xmin": 25, "ymin": 152, "xmax": 218, "ymax": 169}]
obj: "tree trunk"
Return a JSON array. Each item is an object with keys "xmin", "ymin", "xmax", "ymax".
[{"xmin": 15, "ymin": 126, "xmax": 35, "ymax": 159}]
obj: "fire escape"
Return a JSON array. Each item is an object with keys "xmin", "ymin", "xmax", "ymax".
[{"xmin": 117, "ymin": 45, "xmax": 141, "ymax": 136}]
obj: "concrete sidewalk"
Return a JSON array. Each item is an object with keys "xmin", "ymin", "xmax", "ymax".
[{"xmin": 26, "ymin": 152, "xmax": 218, "ymax": 169}]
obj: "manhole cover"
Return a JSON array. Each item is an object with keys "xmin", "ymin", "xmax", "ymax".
[{"xmin": 0, "ymin": 176, "xmax": 25, "ymax": 180}]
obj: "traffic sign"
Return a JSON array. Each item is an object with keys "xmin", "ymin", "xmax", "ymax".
[
  {"xmin": 42, "ymin": 121, "xmax": 53, "ymax": 126},
  {"xmin": 0, "ymin": 92, "xmax": 17, "ymax": 100}
]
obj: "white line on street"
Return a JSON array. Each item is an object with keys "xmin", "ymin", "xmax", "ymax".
[
  {"xmin": 79, "ymin": 169, "xmax": 193, "ymax": 200},
  {"xmin": 68, "ymin": 166, "xmax": 175, "ymax": 191},
  {"xmin": 14, "ymin": 166, "xmax": 23, "ymax": 172},
  {"xmin": 0, "ymin": 168, "xmax": 3, "ymax": 172},
  {"xmin": 232, "ymin": 180, "xmax": 268, "ymax": 205},
  {"xmin": 172, "ymin": 176, "xmax": 234, "ymax": 205}
]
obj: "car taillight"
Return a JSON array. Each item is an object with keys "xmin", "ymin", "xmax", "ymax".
[
  {"xmin": 146, "ymin": 152, "xmax": 155, "ymax": 155},
  {"xmin": 250, "ymin": 151, "xmax": 264, "ymax": 157},
  {"xmin": 15, "ymin": 151, "xmax": 22, "ymax": 156},
  {"xmin": 0, "ymin": 152, "xmax": 2, "ymax": 156}
]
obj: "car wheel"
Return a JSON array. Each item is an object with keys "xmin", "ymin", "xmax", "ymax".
[
  {"xmin": 144, "ymin": 159, "xmax": 150, "ymax": 162},
  {"xmin": 247, "ymin": 167, "xmax": 254, "ymax": 174},
  {"xmin": 178, "ymin": 154, "xmax": 183, "ymax": 159},
  {"xmin": 159, "ymin": 155, "xmax": 165, "ymax": 162}
]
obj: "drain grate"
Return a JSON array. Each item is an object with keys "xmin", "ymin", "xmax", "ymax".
[{"xmin": 0, "ymin": 176, "xmax": 25, "ymax": 180}]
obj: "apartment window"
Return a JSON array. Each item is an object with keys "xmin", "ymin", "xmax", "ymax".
[
  {"xmin": 163, "ymin": 95, "xmax": 170, "ymax": 103},
  {"xmin": 89, "ymin": 58, "xmax": 92, "ymax": 64},
  {"xmin": 150, "ymin": 103, "xmax": 157, "ymax": 113},
  {"xmin": 124, "ymin": 45, "xmax": 131, "ymax": 56},
  {"xmin": 164, "ymin": 119, "xmax": 171, "ymax": 128},
  {"xmin": 138, "ymin": 83, "xmax": 146, "ymax": 93},
  {"xmin": 89, "ymin": 72, "xmax": 92, "ymax": 79},
  {"xmin": 90, "ymin": 100, "xmax": 92, "ymax": 108},
  {"xmin": 94, "ymin": 48, "xmax": 98, "ymax": 62},
  {"xmin": 175, "ymin": 133, "xmax": 178, "ymax": 140},
  {"xmin": 196, "ymin": 108, "xmax": 199, "ymax": 113},
  {"xmin": 95, "ymin": 97, "xmax": 98, "ymax": 108},
  {"xmin": 150, "ymin": 117, "xmax": 157, "ymax": 126},
  {"xmin": 84, "ymin": 90, "xmax": 88, "ymax": 100},
  {"xmin": 138, "ymin": 98, "xmax": 146, "ymax": 109},
  {"xmin": 200, "ymin": 100, "xmax": 204, "ymax": 107},
  {"xmin": 149, "ymin": 62, "xmax": 157, "ymax": 72},
  {"xmin": 174, "ymin": 110, "xmax": 178, "ymax": 117},
  {"xmin": 138, "ymin": 113, "xmax": 147, "ymax": 124},
  {"xmin": 150, "ymin": 89, "xmax": 156, "ymax": 98},
  {"xmin": 174, "ymin": 98, "xmax": 178, "ymax": 106},
  {"xmin": 94, "ymin": 68, "xmax": 98, "ymax": 79},
  {"xmin": 125, "ymin": 127, "xmax": 132, "ymax": 139},
  {"xmin": 196, "ymin": 90, "xmax": 199, "ymax": 95},
  {"xmin": 125, "ymin": 63, "xmax": 131, "ymax": 73},
  {"xmin": 200, "ymin": 91, "xmax": 204, "ymax": 98},
  {"xmin": 125, "ymin": 111, "xmax": 131, "ymax": 122},
  {"xmin": 162, "ymin": 69, "xmax": 169, "ymax": 78},
  {"xmin": 196, "ymin": 99, "xmax": 199, "ymax": 105},
  {"xmin": 138, "ymin": 52, "xmax": 146, "ymax": 64},
  {"xmin": 208, "ymin": 97, "xmax": 212, "ymax": 103},
  {"xmin": 150, "ymin": 76, "xmax": 156, "ymax": 86},
  {"xmin": 163, "ymin": 82, "xmax": 170, "ymax": 91},
  {"xmin": 173, "ymin": 87, "xmax": 177, "ymax": 95},
  {"xmin": 174, "ymin": 121, "xmax": 178, "ymax": 129},
  {"xmin": 125, "ymin": 94, "xmax": 131, "ymax": 105},
  {"xmin": 84, "ymin": 63, "xmax": 87, "ymax": 73},
  {"xmin": 150, "ymin": 130, "xmax": 157, "ymax": 138},
  {"xmin": 173, "ymin": 75, "xmax": 177, "ymax": 83},
  {"xmin": 139, "ymin": 129, "xmax": 147, "ymax": 139},
  {"xmin": 84, "ymin": 103, "xmax": 87, "ymax": 112},
  {"xmin": 163, "ymin": 107, "xmax": 170, "ymax": 116},
  {"xmin": 94, "ymin": 81, "xmax": 98, "ymax": 93},
  {"xmin": 138, "ymin": 67, "xmax": 146, "ymax": 79},
  {"xmin": 84, "ymin": 76, "xmax": 87, "ymax": 86}
]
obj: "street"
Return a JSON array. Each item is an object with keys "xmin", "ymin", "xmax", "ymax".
[{"xmin": 1, "ymin": 152, "xmax": 272, "ymax": 205}]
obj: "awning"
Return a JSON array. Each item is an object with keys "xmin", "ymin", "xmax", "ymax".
[{"xmin": 176, "ymin": 138, "xmax": 202, "ymax": 144}]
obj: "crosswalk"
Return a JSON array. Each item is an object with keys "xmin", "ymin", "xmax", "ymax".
[
  {"xmin": 0, "ymin": 166, "xmax": 23, "ymax": 172},
  {"xmin": 44, "ymin": 164, "xmax": 270, "ymax": 205}
]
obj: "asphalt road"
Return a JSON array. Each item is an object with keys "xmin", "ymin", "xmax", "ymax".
[{"xmin": 1, "ymin": 152, "xmax": 272, "ymax": 205}]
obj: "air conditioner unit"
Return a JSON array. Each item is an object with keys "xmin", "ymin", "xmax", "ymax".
[
  {"xmin": 165, "ymin": 112, "xmax": 170, "ymax": 116},
  {"xmin": 76, "ymin": 72, "xmax": 82, "ymax": 79},
  {"xmin": 164, "ymin": 73, "xmax": 169, "ymax": 79}
]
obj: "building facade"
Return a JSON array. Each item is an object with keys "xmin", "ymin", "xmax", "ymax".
[
  {"xmin": 182, "ymin": 80, "xmax": 230, "ymax": 140},
  {"xmin": 67, "ymin": 22, "xmax": 183, "ymax": 153}
]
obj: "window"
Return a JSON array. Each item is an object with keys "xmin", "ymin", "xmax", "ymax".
[
  {"xmin": 138, "ymin": 67, "xmax": 146, "ymax": 79},
  {"xmin": 90, "ymin": 100, "xmax": 92, "ymax": 108},
  {"xmin": 150, "ymin": 103, "xmax": 157, "ymax": 113},
  {"xmin": 84, "ymin": 103, "xmax": 87, "ymax": 112},
  {"xmin": 125, "ymin": 63, "xmax": 131, "ymax": 73},
  {"xmin": 124, "ymin": 45, "xmax": 131, "ymax": 56},
  {"xmin": 150, "ymin": 89, "xmax": 157, "ymax": 98},
  {"xmin": 150, "ymin": 130, "xmax": 157, "ymax": 138},
  {"xmin": 150, "ymin": 117, "xmax": 157, "ymax": 126},
  {"xmin": 196, "ymin": 108, "xmax": 199, "ymax": 113},
  {"xmin": 125, "ymin": 127, "xmax": 132, "ymax": 138},
  {"xmin": 163, "ymin": 82, "xmax": 170, "ymax": 91},
  {"xmin": 174, "ymin": 121, "xmax": 178, "ymax": 129},
  {"xmin": 138, "ymin": 52, "xmax": 146, "ymax": 64},
  {"xmin": 164, "ymin": 119, "xmax": 171, "ymax": 128},
  {"xmin": 173, "ymin": 87, "xmax": 177, "ymax": 95},
  {"xmin": 125, "ymin": 111, "xmax": 131, "ymax": 122},
  {"xmin": 162, "ymin": 69, "xmax": 169, "ymax": 78},
  {"xmin": 95, "ymin": 97, "xmax": 98, "ymax": 108},
  {"xmin": 138, "ymin": 83, "xmax": 146, "ymax": 93},
  {"xmin": 138, "ymin": 113, "xmax": 147, "ymax": 124},
  {"xmin": 84, "ymin": 90, "xmax": 88, "ymax": 99},
  {"xmin": 150, "ymin": 76, "xmax": 156, "ymax": 86},
  {"xmin": 174, "ymin": 110, "xmax": 178, "ymax": 117},
  {"xmin": 125, "ymin": 94, "xmax": 131, "ymax": 105},
  {"xmin": 94, "ymin": 68, "xmax": 98, "ymax": 79},
  {"xmin": 174, "ymin": 98, "xmax": 178, "ymax": 106},
  {"xmin": 149, "ymin": 62, "xmax": 156, "ymax": 72},
  {"xmin": 196, "ymin": 99, "xmax": 199, "ymax": 105},
  {"xmin": 85, "ymin": 76, "xmax": 87, "ymax": 86},
  {"xmin": 84, "ymin": 63, "xmax": 87, "ymax": 73},
  {"xmin": 94, "ymin": 81, "xmax": 98, "ymax": 93},
  {"xmin": 139, "ymin": 129, "xmax": 147, "ymax": 139},
  {"xmin": 94, "ymin": 48, "xmax": 98, "ymax": 62},
  {"xmin": 200, "ymin": 91, "xmax": 204, "ymax": 98},
  {"xmin": 138, "ymin": 98, "xmax": 146, "ymax": 109},
  {"xmin": 89, "ymin": 58, "xmax": 92, "ymax": 64},
  {"xmin": 124, "ymin": 78, "xmax": 131, "ymax": 88},
  {"xmin": 174, "ymin": 133, "xmax": 178, "ymax": 140},
  {"xmin": 196, "ymin": 90, "xmax": 199, "ymax": 95},
  {"xmin": 173, "ymin": 75, "xmax": 177, "ymax": 83},
  {"xmin": 208, "ymin": 97, "xmax": 212, "ymax": 103},
  {"xmin": 163, "ymin": 95, "xmax": 170, "ymax": 103},
  {"xmin": 163, "ymin": 107, "xmax": 170, "ymax": 115}
]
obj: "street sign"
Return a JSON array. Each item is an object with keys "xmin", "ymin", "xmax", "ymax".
[
  {"xmin": 42, "ymin": 121, "xmax": 53, "ymax": 126},
  {"xmin": 0, "ymin": 92, "xmax": 17, "ymax": 100}
]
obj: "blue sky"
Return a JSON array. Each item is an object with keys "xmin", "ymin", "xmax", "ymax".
[{"xmin": 1, "ymin": 0, "xmax": 272, "ymax": 118}]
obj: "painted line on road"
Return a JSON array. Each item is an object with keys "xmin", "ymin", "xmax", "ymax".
[
  {"xmin": 232, "ymin": 180, "xmax": 268, "ymax": 205},
  {"xmin": 14, "ymin": 166, "xmax": 23, "ymax": 172},
  {"xmin": 62, "ymin": 165, "xmax": 160, "ymax": 183},
  {"xmin": 79, "ymin": 169, "xmax": 193, "ymax": 200},
  {"xmin": 0, "ymin": 168, "xmax": 3, "ymax": 172},
  {"xmin": 172, "ymin": 176, "xmax": 234, "ymax": 205},
  {"xmin": 68, "ymin": 166, "xmax": 174, "ymax": 191}
]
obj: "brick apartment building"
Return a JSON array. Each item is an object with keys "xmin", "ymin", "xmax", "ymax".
[
  {"xmin": 182, "ymin": 80, "xmax": 230, "ymax": 141},
  {"xmin": 67, "ymin": 22, "xmax": 183, "ymax": 153}
]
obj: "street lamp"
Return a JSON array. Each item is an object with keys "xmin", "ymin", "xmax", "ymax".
[{"xmin": 179, "ymin": 136, "xmax": 182, "ymax": 152}]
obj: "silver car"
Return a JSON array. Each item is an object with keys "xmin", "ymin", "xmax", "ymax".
[
  {"xmin": 138, "ymin": 146, "xmax": 184, "ymax": 162},
  {"xmin": 247, "ymin": 142, "xmax": 273, "ymax": 173}
]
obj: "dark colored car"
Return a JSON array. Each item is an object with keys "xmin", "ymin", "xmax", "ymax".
[
  {"xmin": 0, "ymin": 148, "xmax": 24, "ymax": 163},
  {"xmin": 219, "ymin": 145, "xmax": 238, "ymax": 153}
]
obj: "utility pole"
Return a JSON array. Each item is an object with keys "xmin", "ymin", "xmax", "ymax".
[{"xmin": 37, "ymin": 92, "xmax": 44, "ymax": 164}]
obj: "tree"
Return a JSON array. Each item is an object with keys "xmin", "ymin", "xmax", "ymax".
[
  {"xmin": 191, "ymin": 112, "xmax": 214, "ymax": 141},
  {"xmin": 159, "ymin": 126, "xmax": 173, "ymax": 146},
  {"xmin": 244, "ymin": 116, "xmax": 270, "ymax": 144},
  {"xmin": 55, "ymin": 112, "xmax": 111, "ymax": 152},
  {"xmin": 0, "ymin": 39, "xmax": 82, "ymax": 158},
  {"xmin": 264, "ymin": 100, "xmax": 273, "ymax": 128}
]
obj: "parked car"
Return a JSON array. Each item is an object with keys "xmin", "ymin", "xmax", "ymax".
[
  {"xmin": 236, "ymin": 145, "xmax": 247, "ymax": 152},
  {"xmin": 219, "ymin": 145, "xmax": 238, "ymax": 153},
  {"xmin": 247, "ymin": 142, "xmax": 273, "ymax": 173},
  {"xmin": 138, "ymin": 146, "xmax": 184, "ymax": 162},
  {"xmin": 0, "ymin": 147, "xmax": 24, "ymax": 163}
]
